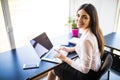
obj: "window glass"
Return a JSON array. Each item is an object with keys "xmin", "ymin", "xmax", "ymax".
[{"xmin": 8, "ymin": 0, "xmax": 69, "ymax": 48}]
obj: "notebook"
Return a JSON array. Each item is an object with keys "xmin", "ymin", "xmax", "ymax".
[{"xmin": 30, "ymin": 32, "xmax": 68, "ymax": 63}]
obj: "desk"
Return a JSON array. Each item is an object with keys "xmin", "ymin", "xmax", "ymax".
[
  {"xmin": 104, "ymin": 32, "xmax": 120, "ymax": 80},
  {"xmin": 0, "ymin": 45, "xmax": 58, "ymax": 80},
  {"xmin": 0, "ymin": 33, "xmax": 76, "ymax": 80},
  {"xmin": 104, "ymin": 32, "xmax": 120, "ymax": 52}
]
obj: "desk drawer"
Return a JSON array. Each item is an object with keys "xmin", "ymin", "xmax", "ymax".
[{"xmin": 112, "ymin": 53, "xmax": 120, "ymax": 72}]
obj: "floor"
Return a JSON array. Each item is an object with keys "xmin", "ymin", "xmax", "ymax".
[
  {"xmin": 101, "ymin": 68, "xmax": 120, "ymax": 80},
  {"xmin": 39, "ymin": 68, "xmax": 120, "ymax": 80}
]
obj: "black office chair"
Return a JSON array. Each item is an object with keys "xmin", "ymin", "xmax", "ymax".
[
  {"xmin": 97, "ymin": 51, "xmax": 113, "ymax": 80},
  {"xmin": 86, "ymin": 51, "xmax": 113, "ymax": 80}
]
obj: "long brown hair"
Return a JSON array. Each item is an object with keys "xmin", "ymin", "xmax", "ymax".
[{"xmin": 77, "ymin": 3, "xmax": 104, "ymax": 57}]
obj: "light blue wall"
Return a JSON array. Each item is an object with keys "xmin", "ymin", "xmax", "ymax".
[{"xmin": 70, "ymin": 0, "xmax": 118, "ymax": 35}]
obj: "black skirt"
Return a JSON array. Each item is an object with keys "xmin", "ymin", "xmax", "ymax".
[{"xmin": 54, "ymin": 62, "xmax": 98, "ymax": 80}]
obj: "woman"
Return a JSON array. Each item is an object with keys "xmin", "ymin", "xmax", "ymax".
[{"xmin": 47, "ymin": 3, "xmax": 104, "ymax": 80}]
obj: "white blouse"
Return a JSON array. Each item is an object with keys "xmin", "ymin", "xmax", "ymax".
[{"xmin": 71, "ymin": 29, "xmax": 101, "ymax": 74}]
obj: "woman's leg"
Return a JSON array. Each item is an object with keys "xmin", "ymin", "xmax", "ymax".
[
  {"xmin": 55, "ymin": 76, "xmax": 60, "ymax": 80},
  {"xmin": 47, "ymin": 70, "xmax": 56, "ymax": 80}
]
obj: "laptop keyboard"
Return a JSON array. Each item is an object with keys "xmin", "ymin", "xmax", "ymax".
[
  {"xmin": 46, "ymin": 49, "xmax": 68, "ymax": 58},
  {"xmin": 45, "ymin": 49, "xmax": 57, "ymax": 58}
]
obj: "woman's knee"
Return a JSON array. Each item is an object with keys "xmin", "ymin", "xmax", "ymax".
[
  {"xmin": 52, "ymin": 69, "xmax": 56, "ymax": 74},
  {"xmin": 48, "ymin": 69, "xmax": 56, "ymax": 76}
]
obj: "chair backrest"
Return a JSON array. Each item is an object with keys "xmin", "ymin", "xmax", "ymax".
[{"xmin": 97, "ymin": 52, "xmax": 113, "ymax": 80}]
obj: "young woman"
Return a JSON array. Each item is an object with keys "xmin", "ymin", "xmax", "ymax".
[{"xmin": 47, "ymin": 3, "xmax": 104, "ymax": 80}]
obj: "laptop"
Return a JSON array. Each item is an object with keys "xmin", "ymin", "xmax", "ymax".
[{"xmin": 30, "ymin": 32, "xmax": 68, "ymax": 63}]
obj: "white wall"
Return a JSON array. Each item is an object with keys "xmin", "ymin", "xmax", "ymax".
[{"xmin": 70, "ymin": 0, "xmax": 118, "ymax": 35}]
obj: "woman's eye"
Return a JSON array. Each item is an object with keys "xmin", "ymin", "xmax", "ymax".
[
  {"xmin": 76, "ymin": 14, "xmax": 80, "ymax": 17},
  {"xmin": 82, "ymin": 15, "xmax": 88, "ymax": 19},
  {"xmin": 76, "ymin": 14, "xmax": 88, "ymax": 19}
]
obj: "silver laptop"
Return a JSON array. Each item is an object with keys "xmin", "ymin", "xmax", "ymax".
[{"xmin": 30, "ymin": 32, "xmax": 68, "ymax": 63}]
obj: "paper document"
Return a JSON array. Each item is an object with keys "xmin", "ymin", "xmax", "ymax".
[{"xmin": 68, "ymin": 37, "xmax": 80, "ymax": 45}]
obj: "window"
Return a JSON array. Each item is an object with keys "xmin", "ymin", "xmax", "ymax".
[
  {"xmin": 114, "ymin": 0, "xmax": 120, "ymax": 33},
  {"xmin": 8, "ymin": 0, "xmax": 69, "ymax": 48}
]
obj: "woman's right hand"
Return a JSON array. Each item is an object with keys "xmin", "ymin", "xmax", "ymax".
[{"xmin": 59, "ymin": 46, "xmax": 75, "ymax": 52}]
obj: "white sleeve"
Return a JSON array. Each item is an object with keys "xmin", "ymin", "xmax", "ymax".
[{"xmin": 71, "ymin": 40, "xmax": 93, "ymax": 74}]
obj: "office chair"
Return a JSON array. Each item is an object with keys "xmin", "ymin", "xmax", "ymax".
[
  {"xmin": 97, "ymin": 51, "xmax": 113, "ymax": 80},
  {"xmin": 86, "ymin": 51, "xmax": 113, "ymax": 80}
]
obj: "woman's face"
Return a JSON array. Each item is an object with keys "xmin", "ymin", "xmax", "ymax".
[{"xmin": 76, "ymin": 9, "xmax": 90, "ymax": 30}]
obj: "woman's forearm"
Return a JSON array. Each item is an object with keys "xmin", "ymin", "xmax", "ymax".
[{"xmin": 68, "ymin": 47, "xmax": 75, "ymax": 52}]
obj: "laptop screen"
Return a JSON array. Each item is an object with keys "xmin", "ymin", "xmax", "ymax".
[{"xmin": 30, "ymin": 32, "xmax": 53, "ymax": 57}]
